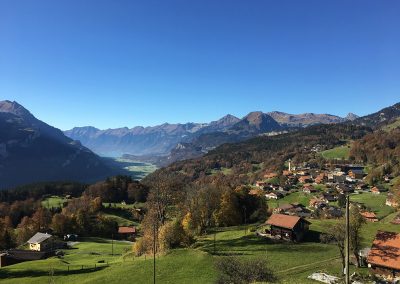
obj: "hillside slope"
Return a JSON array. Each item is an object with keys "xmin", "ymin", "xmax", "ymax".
[{"xmin": 0, "ymin": 101, "xmax": 114, "ymax": 189}]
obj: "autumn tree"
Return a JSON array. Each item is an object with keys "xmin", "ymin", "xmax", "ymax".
[
  {"xmin": 17, "ymin": 216, "xmax": 36, "ymax": 244},
  {"xmin": 323, "ymin": 206, "xmax": 366, "ymax": 274},
  {"xmin": 215, "ymin": 189, "xmax": 241, "ymax": 227}
]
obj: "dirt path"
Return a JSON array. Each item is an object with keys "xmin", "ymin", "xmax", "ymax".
[{"xmin": 276, "ymin": 257, "xmax": 341, "ymax": 275}]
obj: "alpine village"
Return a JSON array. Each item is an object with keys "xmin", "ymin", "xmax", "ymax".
[{"xmin": 0, "ymin": 100, "xmax": 399, "ymax": 284}]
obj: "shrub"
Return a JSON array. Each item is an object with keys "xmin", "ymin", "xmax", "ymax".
[{"xmin": 215, "ymin": 256, "xmax": 277, "ymax": 284}]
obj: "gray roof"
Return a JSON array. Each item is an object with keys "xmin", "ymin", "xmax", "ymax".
[{"xmin": 27, "ymin": 232, "xmax": 52, "ymax": 244}]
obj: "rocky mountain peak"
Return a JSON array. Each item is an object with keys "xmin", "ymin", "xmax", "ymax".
[
  {"xmin": 0, "ymin": 100, "xmax": 34, "ymax": 119},
  {"xmin": 345, "ymin": 113, "xmax": 359, "ymax": 121}
]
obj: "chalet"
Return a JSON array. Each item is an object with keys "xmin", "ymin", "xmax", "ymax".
[
  {"xmin": 371, "ymin": 186, "xmax": 387, "ymax": 195},
  {"xmin": 355, "ymin": 183, "xmax": 368, "ymax": 191},
  {"xmin": 348, "ymin": 169, "xmax": 364, "ymax": 180},
  {"xmin": 334, "ymin": 175, "xmax": 347, "ymax": 184},
  {"xmin": 384, "ymin": 174, "xmax": 393, "ymax": 182},
  {"xmin": 361, "ymin": 212, "xmax": 379, "ymax": 222},
  {"xmin": 322, "ymin": 193, "xmax": 337, "ymax": 203},
  {"xmin": 265, "ymin": 192, "xmax": 283, "ymax": 200},
  {"xmin": 314, "ymin": 173, "xmax": 326, "ymax": 184},
  {"xmin": 309, "ymin": 197, "xmax": 327, "ymax": 208},
  {"xmin": 298, "ymin": 176, "xmax": 312, "ymax": 184},
  {"xmin": 391, "ymin": 214, "xmax": 400, "ymax": 225},
  {"xmin": 273, "ymin": 204, "xmax": 295, "ymax": 214},
  {"xmin": 249, "ymin": 189, "xmax": 263, "ymax": 196},
  {"xmin": 336, "ymin": 184, "xmax": 354, "ymax": 194},
  {"xmin": 322, "ymin": 206, "xmax": 343, "ymax": 219},
  {"xmin": 386, "ymin": 194, "xmax": 399, "ymax": 208},
  {"xmin": 303, "ymin": 185, "xmax": 317, "ymax": 194},
  {"xmin": 282, "ymin": 170, "xmax": 292, "ymax": 176},
  {"xmin": 27, "ymin": 233, "xmax": 54, "ymax": 252},
  {"xmin": 255, "ymin": 181, "xmax": 266, "ymax": 188},
  {"xmin": 118, "ymin": 226, "xmax": 136, "ymax": 240},
  {"xmin": 265, "ymin": 214, "xmax": 310, "ymax": 242},
  {"xmin": 367, "ymin": 231, "xmax": 400, "ymax": 280}
]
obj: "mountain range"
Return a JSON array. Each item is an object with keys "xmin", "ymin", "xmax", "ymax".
[
  {"xmin": 65, "ymin": 111, "xmax": 357, "ymax": 160},
  {"xmin": 0, "ymin": 100, "xmax": 116, "ymax": 189},
  {"xmin": 9, "ymin": 98, "xmax": 400, "ymax": 189}
]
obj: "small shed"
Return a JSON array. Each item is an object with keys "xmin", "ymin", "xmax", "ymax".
[{"xmin": 118, "ymin": 226, "xmax": 136, "ymax": 240}]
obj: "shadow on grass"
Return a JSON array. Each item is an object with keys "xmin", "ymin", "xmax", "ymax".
[
  {"xmin": 198, "ymin": 231, "xmax": 325, "ymax": 255},
  {"xmin": 0, "ymin": 266, "xmax": 107, "ymax": 279},
  {"xmin": 198, "ymin": 234, "xmax": 271, "ymax": 254}
]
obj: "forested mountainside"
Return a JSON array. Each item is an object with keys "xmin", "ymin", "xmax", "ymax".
[
  {"xmin": 143, "ymin": 124, "xmax": 372, "ymax": 187},
  {"xmin": 0, "ymin": 101, "xmax": 115, "ymax": 189}
]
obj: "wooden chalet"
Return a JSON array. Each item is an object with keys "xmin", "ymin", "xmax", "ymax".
[
  {"xmin": 348, "ymin": 169, "xmax": 364, "ymax": 180},
  {"xmin": 361, "ymin": 212, "xmax": 379, "ymax": 222},
  {"xmin": 367, "ymin": 231, "xmax": 400, "ymax": 280},
  {"xmin": 264, "ymin": 172, "xmax": 278, "ymax": 179},
  {"xmin": 371, "ymin": 186, "xmax": 387, "ymax": 195},
  {"xmin": 27, "ymin": 233, "xmax": 54, "ymax": 252},
  {"xmin": 386, "ymin": 194, "xmax": 399, "ymax": 208},
  {"xmin": 265, "ymin": 214, "xmax": 310, "ymax": 242},
  {"xmin": 118, "ymin": 226, "xmax": 136, "ymax": 240}
]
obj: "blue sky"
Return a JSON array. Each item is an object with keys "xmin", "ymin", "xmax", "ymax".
[{"xmin": 0, "ymin": 0, "xmax": 399, "ymax": 130}]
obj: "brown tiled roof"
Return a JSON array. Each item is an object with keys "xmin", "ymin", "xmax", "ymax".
[
  {"xmin": 361, "ymin": 212, "xmax": 377, "ymax": 219},
  {"xmin": 118, "ymin": 226, "xmax": 136, "ymax": 234},
  {"xmin": 266, "ymin": 214, "xmax": 309, "ymax": 230},
  {"xmin": 367, "ymin": 231, "xmax": 400, "ymax": 270}
]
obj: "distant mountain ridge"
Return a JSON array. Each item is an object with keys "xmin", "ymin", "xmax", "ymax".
[
  {"xmin": 267, "ymin": 111, "xmax": 348, "ymax": 127},
  {"xmin": 65, "ymin": 110, "xmax": 358, "ymax": 165},
  {"xmin": 0, "ymin": 100, "xmax": 115, "ymax": 189}
]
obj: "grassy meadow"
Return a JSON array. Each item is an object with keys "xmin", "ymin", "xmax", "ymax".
[
  {"xmin": 320, "ymin": 145, "xmax": 351, "ymax": 160},
  {"xmin": 2, "ymin": 190, "xmax": 399, "ymax": 283}
]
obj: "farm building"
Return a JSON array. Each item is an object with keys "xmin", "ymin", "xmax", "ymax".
[
  {"xmin": 27, "ymin": 233, "xmax": 54, "ymax": 252},
  {"xmin": 361, "ymin": 212, "xmax": 379, "ymax": 222},
  {"xmin": 367, "ymin": 231, "xmax": 400, "ymax": 281},
  {"xmin": 118, "ymin": 226, "xmax": 136, "ymax": 240},
  {"xmin": 0, "ymin": 250, "xmax": 49, "ymax": 267},
  {"xmin": 265, "ymin": 214, "xmax": 310, "ymax": 242}
]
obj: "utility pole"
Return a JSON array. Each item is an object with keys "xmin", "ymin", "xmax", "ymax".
[
  {"xmin": 213, "ymin": 231, "xmax": 216, "ymax": 254},
  {"xmin": 243, "ymin": 206, "xmax": 247, "ymax": 235},
  {"xmin": 111, "ymin": 234, "xmax": 114, "ymax": 256},
  {"xmin": 345, "ymin": 194, "xmax": 350, "ymax": 284},
  {"xmin": 153, "ymin": 221, "xmax": 156, "ymax": 284}
]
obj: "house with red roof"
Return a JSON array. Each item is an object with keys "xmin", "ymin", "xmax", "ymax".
[
  {"xmin": 367, "ymin": 231, "xmax": 400, "ymax": 280},
  {"xmin": 265, "ymin": 214, "xmax": 310, "ymax": 242}
]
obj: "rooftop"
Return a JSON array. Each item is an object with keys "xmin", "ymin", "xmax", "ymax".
[
  {"xmin": 118, "ymin": 226, "xmax": 136, "ymax": 234},
  {"xmin": 27, "ymin": 232, "xmax": 52, "ymax": 244},
  {"xmin": 266, "ymin": 214, "xmax": 310, "ymax": 230},
  {"xmin": 367, "ymin": 231, "xmax": 400, "ymax": 270}
]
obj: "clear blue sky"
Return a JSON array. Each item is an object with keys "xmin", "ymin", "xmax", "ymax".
[{"xmin": 0, "ymin": 0, "xmax": 399, "ymax": 130}]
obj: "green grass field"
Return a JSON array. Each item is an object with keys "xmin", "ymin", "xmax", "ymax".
[
  {"xmin": 105, "ymin": 158, "xmax": 158, "ymax": 180},
  {"xmin": 2, "ymin": 217, "xmax": 398, "ymax": 284},
  {"xmin": 350, "ymin": 192, "xmax": 394, "ymax": 219},
  {"xmin": 267, "ymin": 191, "xmax": 314, "ymax": 208},
  {"xmin": 0, "ymin": 239, "xmax": 216, "ymax": 284},
  {"xmin": 42, "ymin": 196, "xmax": 67, "ymax": 209},
  {"xmin": 382, "ymin": 117, "xmax": 400, "ymax": 132},
  {"xmin": 321, "ymin": 145, "xmax": 351, "ymax": 160},
  {"xmin": 2, "ymin": 190, "xmax": 399, "ymax": 284}
]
